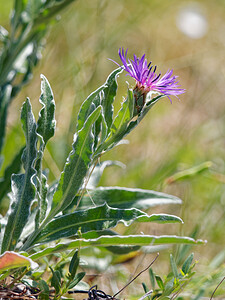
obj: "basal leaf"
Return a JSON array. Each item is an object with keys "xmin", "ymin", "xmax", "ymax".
[
  {"xmin": 0, "ymin": 251, "xmax": 38, "ymax": 272},
  {"xmin": 50, "ymin": 266, "xmax": 61, "ymax": 294},
  {"xmin": 1, "ymin": 98, "xmax": 37, "ymax": 252},
  {"xmin": 37, "ymin": 74, "xmax": 56, "ymax": 145},
  {"xmin": 49, "ymin": 105, "xmax": 102, "ymax": 217},
  {"xmin": 30, "ymin": 235, "xmax": 205, "ymax": 260},
  {"xmin": 68, "ymin": 272, "xmax": 85, "ymax": 289},
  {"xmin": 69, "ymin": 250, "xmax": 79, "ymax": 280},
  {"xmin": 38, "ymin": 279, "xmax": 49, "ymax": 300},
  {"xmin": 155, "ymin": 275, "xmax": 164, "ymax": 290},
  {"xmin": 78, "ymin": 186, "xmax": 182, "ymax": 210},
  {"xmin": 31, "ymin": 203, "xmax": 182, "ymax": 245}
]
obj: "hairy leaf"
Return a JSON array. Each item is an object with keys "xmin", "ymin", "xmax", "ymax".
[
  {"xmin": 30, "ymin": 235, "xmax": 204, "ymax": 260},
  {"xmin": 49, "ymin": 106, "xmax": 102, "ymax": 216},
  {"xmin": 32, "ymin": 203, "xmax": 182, "ymax": 245},
  {"xmin": 37, "ymin": 74, "xmax": 56, "ymax": 145},
  {"xmin": 1, "ymin": 98, "xmax": 37, "ymax": 252},
  {"xmin": 101, "ymin": 67, "xmax": 123, "ymax": 134},
  {"xmin": 78, "ymin": 186, "xmax": 182, "ymax": 210}
]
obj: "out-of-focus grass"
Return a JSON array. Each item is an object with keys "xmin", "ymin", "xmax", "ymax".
[{"xmin": 1, "ymin": 0, "xmax": 225, "ymax": 297}]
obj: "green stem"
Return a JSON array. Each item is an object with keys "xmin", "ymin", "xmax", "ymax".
[{"xmin": 0, "ymin": 25, "xmax": 34, "ymax": 87}]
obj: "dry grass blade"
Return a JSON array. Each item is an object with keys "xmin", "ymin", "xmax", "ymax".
[{"xmin": 113, "ymin": 253, "xmax": 159, "ymax": 298}]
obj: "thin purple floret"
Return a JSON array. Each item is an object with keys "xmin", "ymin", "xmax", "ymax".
[{"xmin": 111, "ymin": 48, "xmax": 185, "ymax": 101}]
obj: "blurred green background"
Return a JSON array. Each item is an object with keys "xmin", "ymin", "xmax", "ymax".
[{"xmin": 1, "ymin": 0, "xmax": 225, "ymax": 294}]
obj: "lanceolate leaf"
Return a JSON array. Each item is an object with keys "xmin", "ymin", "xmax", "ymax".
[
  {"xmin": 31, "ymin": 203, "xmax": 182, "ymax": 245},
  {"xmin": 30, "ymin": 235, "xmax": 205, "ymax": 260},
  {"xmin": 50, "ymin": 106, "xmax": 102, "ymax": 216},
  {"xmin": 76, "ymin": 87, "xmax": 104, "ymax": 132},
  {"xmin": 37, "ymin": 74, "xmax": 56, "ymax": 145},
  {"xmin": 35, "ymin": 75, "xmax": 55, "ymax": 227},
  {"xmin": 101, "ymin": 67, "xmax": 123, "ymax": 133},
  {"xmin": 78, "ymin": 186, "xmax": 182, "ymax": 210},
  {"xmin": 0, "ymin": 146, "xmax": 25, "ymax": 204},
  {"xmin": 1, "ymin": 99, "xmax": 37, "ymax": 253},
  {"xmin": 110, "ymin": 88, "xmax": 134, "ymax": 135}
]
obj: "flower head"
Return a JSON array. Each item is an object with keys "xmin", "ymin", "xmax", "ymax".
[{"xmin": 113, "ymin": 48, "xmax": 185, "ymax": 103}]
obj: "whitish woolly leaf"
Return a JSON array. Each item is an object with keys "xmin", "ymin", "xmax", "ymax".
[
  {"xmin": 37, "ymin": 74, "xmax": 56, "ymax": 145},
  {"xmin": 1, "ymin": 98, "xmax": 37, "ymax": 252},
  {"xmin": 78, "ymin": 186, "xmax": 182, "ymax": 210},
  {"xmin": 30, "ymin": 235, "xmax": 205, "ymax": 260},
  {"xmin": 31, "ymin": 203, "xmax": 182, "ymax": 245},
  {"xmin": 49, "ymin": 106, "xmax": 102, "ymax": 217}
]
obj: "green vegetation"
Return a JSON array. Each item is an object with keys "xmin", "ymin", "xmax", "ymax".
[{"xmin": 0, "ymin": 0, "xmax": 224, "ymax": 299}]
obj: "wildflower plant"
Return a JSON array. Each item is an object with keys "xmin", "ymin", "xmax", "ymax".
[{"xmin": 0, "ymin": 45, "xmax": 203, "ymax": 297}]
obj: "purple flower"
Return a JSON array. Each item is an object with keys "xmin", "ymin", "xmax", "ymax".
[{"xmin": 113, "ymin": 48, "xmax": 185, "ymax": 102}]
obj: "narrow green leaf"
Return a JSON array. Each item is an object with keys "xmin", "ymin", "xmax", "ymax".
[
  {"xmin": 50, "ymin": 106, "xmax": 102, "ymax": 216},
  {"xmin": 0, "ymin": 146, "xmax": 24, "ymax": 204},
  {"xmin": 32, "ymin": 203, "xmax": 182, "ymax": 245},
  {"xmin": 170, "ymin": 254, "xmax": 179, "ymax": 278},
  {"xmin": 38, "ymin": 279, "xmax": 49, "ymax": 300},
  {"xmin": 37, "ymin": 74, "xmax": 56, "ymax": 145},
  {"xmin": 78, "ymin": 186, "xmax": 182, "ymax": 210},
  {"xmin": 0, "ymin": 85, "xmax": 11, "ymax": 153},
  {"xmin": 149, "ymin": 268, "xmax": 155, "ymax": 290},
  {"xmin": 69, "ymin": 250, "xmax": 79, "ymax": 280},
  {"xmin": 142, "ymin": 282, "xmax": 149, "ymax": 293},
  {"xmin": 50, "ymin": 266, "xmax": 61, "ymax": 294},
  {"xmin": 30, "ymin": 235, "xmax": 204, "ymax": 260},
  {"xmin": 111, "ymin": 88, "xmax": 133, "ymax": 134},
  {"xmin": 76, "ymin": 87, "xmax": 103, "ymax": 132},
  {"xmin": 101, "ymin": 67, "xmax": 123, "ymax": 133},
  {"xmin": 182, "ymin": 253, "xmax": 194, "ymax": 274},
  {"xmin": 68, "ymin": 272, "xmax": 85, "ymax": 289},
  {"xmin": 155, "ymin": 275, "xmax": 164, "ymax": 290},
  {"xmin": 1, "ymin": 98, "xmax": 37, "ymax": 253},
  {"xmin": 165, "ymin": 161, "xmax": 212, "ymax": 184}
]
